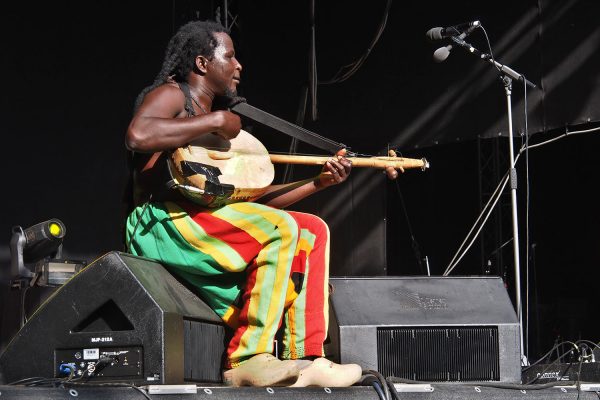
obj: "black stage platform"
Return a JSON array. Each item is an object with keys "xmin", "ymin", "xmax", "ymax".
[
  {"xmin": 1, "ymin": 382, "xmax": 600, "ymax": 400},
  {"xmin": 2, "ymin": 252, "xmax": 599, "ymax": 399}
]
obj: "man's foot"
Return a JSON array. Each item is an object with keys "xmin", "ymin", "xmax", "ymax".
[
  {"xmin": 289, "ymin": 357, "xmax": 362, "ymax": 387},
  {"xmin": 223, "ymin": 353, "xmax": 300, "ymax": 387}
]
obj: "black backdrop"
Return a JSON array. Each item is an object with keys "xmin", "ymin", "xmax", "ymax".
[{"xmin": 1, "ymin": 0, "xmax": 599, "ymax": 360}]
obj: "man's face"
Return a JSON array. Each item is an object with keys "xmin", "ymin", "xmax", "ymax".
[{"xmin": 205, "ymin": 32, "xmax": 242, "ymax": 96}]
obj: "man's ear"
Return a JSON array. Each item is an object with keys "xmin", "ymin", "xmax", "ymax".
[{"xmin": 195, "ymin": 55, "xmax": 209, "ymax": 74}]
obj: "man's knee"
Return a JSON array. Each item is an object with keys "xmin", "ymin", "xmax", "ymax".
[{"xmin": 288, "ymin": 212, "xmax": 330, "ymax": 240}]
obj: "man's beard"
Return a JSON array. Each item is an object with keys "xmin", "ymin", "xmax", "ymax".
[
  {"xmin": 212, "ymin": 87, "xmax": 242, "ymax": 110},
  {"xmin": 224, "ymin": 87, "xmax": 237, "ymax": 97}
]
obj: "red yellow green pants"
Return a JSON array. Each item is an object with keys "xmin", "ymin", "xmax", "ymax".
[{"xmin": 126, "ymin": 201, "xmax": 329, "ymax": 368}]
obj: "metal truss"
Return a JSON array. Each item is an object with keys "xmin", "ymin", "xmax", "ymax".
[{"xmin": 477, "ymin": 136, "xmax": 512, "ymax": 278}]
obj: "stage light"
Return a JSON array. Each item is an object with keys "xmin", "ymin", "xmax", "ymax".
[
  {"xmin": 19, "ymin": 219, "xmax": 66, "ymax": 264},
  {"xmin": 48, "ymin": 221, "xmax": 63, "ymax": 237},
  {"xmin": 8, "ymin": 218, "xmax": 85, "ymax": 288}
]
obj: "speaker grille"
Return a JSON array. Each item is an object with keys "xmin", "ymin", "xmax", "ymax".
[
  {"xmin": 183, "ymin": 319, "xmax": 225, "ymax": 382},
  {"xmin": 377, "ymin": 326, "xmax": 500, "ymax": 381}
]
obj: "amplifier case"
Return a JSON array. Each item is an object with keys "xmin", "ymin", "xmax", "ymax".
[
  {"xmin": 0, "ymin": 251, "xmax": 225, "ymax": 384},
  {"xmin": 326, "ymin": 276, "xmax": 521, "ymax": 383}
]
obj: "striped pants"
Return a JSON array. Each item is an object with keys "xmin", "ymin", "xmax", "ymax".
[{"xmin": 126, "ymin": 201, "xmax": 330, "ymax": 368}]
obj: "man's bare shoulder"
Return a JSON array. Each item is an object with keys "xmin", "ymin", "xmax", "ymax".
[
  {"xmin": 138, "ymin": 82, "xmax": 186, "ymax": 117},
  {"xmin": 145, "ymin": 82, "xmax": 184, "ymax": 100}
]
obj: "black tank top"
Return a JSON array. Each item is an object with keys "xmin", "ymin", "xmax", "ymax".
[{"xmin": 131, "ymin": 82, "xmax": 197, "ymax": 206}]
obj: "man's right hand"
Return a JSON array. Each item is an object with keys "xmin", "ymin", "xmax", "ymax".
[{"xmin": 213, "ymin": 110, "xmax": 242, "ymax": 140}]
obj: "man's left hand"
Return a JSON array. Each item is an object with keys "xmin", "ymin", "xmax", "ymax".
[{"xmin": 316, "ymin": 149, "xmax": 352, "ymax": 188}]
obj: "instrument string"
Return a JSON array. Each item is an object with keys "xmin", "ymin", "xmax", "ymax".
[{"xmin": 186, "ymin": 146, "xmax": 378, "ymax": 158}]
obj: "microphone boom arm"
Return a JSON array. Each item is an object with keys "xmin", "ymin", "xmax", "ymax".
[{"xmin": 450, "ymin": 36, "xmax": 537, "ymax": 88}]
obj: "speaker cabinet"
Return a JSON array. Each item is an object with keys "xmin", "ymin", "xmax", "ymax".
[
  {"xmin": 0, "ymin": 251, "xmax": 225, "ymax": 385},
  {"xmin": 326, "ymin": 276, "xmax": 521, "ymax": 383}
]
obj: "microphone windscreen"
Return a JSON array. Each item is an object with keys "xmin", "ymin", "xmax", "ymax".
[
  {"xmin": 433, "ymin": 46, "xmax": 451, "ymax": 62},
  {"xmin": 426, "ymin": 27, "xmax": 444, "ymax": 41}
]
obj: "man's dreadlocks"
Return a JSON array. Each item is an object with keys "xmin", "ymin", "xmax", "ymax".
[{"xmin": 134, "ymin": 20, "xmax": 229, "ymax": 111}]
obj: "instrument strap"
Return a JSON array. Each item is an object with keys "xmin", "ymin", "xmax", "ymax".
[
  {"xmin": 176, "ymin": 84, "xmax": 349, "ymax": 155},
  {"xmin": 230, "ymin": 101, "xmax": 352, "ymax": 155},
  {"xmin": 165, "ymin": 82, "xmax": 197, "ymax": 191},
  {"xmin": 178, "ymin": 82, "xmax": 197, "ymax": 117}
]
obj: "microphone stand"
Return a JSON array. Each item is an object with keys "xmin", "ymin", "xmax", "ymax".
[{"xmin": 450, "ymin": 35, "xmax": 536, "ymax": 366}]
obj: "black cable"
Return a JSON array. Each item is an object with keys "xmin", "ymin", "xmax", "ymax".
[
  {"xmin": 132, "ymin": 385, "xmax": 153, "ymax": 400},
  {"xmin": 522, "ymin": 340, "xmax": 578, "ymax": 371},
  {"xmin": 8, "ymin": 371, "xmax": 152, "ymax": 399},
  {"xmin": 521, "ymin": 71, "xmax": 531, "ymax": 361},
  {"xmin": 576, "ymin": 340, "xmax": 600, "ymax": 352},
  {"xmin": 93, "ymin": 356, "xmax": 117, "ymax": 374},
  {"xmin": 7, "ymin": 375, "xmax": 75, "ymax": 387},
  {"xmin": 7, "ymin": 376, "xmax": 48, "ymax": 385},
  {"xmin": 368, "ymin": 370, "xmax": 391, "ymax": 400},
  {"xmin": 393, "ymin": 178, "xmax": 425, "ymax": 274},
  {"xmin": 20, "ymin": 285, "xmax": 31, "ymax": 328},
  {"xmin": 385, "ymin": 376, "xmax": 402, "ymax": 400},
  {"xmin": 63, "ymin": 381, "xmax": 153, "ymax": 400},
  {"xmin": 22, "ymin": 378, "xmax": 60, "ymax": 387},
  {"xmin": 479, "ymin": 25, "xmax": 502, "ymax": 75},
  {"xmin": 319, "ymin": 0, "xmax": 392, "ymax": 84},
  {"xmin": 371, "ymin": 381, "xmax": 387, "ymax": 400},
  {"xmin": 26, "ymin": 380, "xmax": 60, "ymax": 387}
]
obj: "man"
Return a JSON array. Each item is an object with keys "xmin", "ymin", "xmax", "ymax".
[{"xmin": 125, "ymin": 20, "xmax": 396, "ymax": 387}]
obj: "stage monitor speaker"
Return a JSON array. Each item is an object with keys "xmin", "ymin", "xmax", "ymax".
[
  {"xmin": 0, "ymin": 251, "xmax": 226, "ymax": 385},
  {"xmin": 325, "ymin": 276, "xmax": 521, "ymax": 383}
]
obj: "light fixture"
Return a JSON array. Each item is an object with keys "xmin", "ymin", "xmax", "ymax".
[{"xmin": 8, "ymin": 219, "xmax": 85, "ymax": 287}]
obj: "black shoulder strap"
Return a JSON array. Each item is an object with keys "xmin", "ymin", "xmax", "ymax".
[
  {"xmin": 230, "ymin": 101, "xmax": 350, "ymax": 155},
  {"xmin": 175, "ymin": 85, "xmax": 348, "ymax": 154},
  {"xmin": 177, "ymin": 82, "xmax": 196, "ymax": 117},
  {"xmin": 164, "ymin": 82, "xmax": 196, "ymax": 191}
]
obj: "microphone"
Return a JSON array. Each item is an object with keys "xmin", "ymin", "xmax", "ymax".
[
  {"xmin": 429, "ymin": 21, "xmax": 481, "ymax": 63},
  {"xmin": 433, "ymin": 46, "xmax": 452, "ymax": 63},
  {"xmin": 426, "ymin": 21, "xmax": 481, "ymax": 41}
]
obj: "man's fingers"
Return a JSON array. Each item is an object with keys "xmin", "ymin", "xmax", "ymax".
[
  {"xmin": 385, "ymin": 166, "xmax": 400, "ymax": 180},
  {"xmin": 336, "ymin": 148, "xmax": 347, "ymax": 157}
]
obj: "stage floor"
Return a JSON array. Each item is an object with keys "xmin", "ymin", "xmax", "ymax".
[{"xmin": 2, "ymin": 382, "xmax": 600, "ymax": 400}]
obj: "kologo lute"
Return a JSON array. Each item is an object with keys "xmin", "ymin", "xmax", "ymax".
[{"xmin": 168, "ymin": 130, "xmax": 428, "ymax": 207}]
